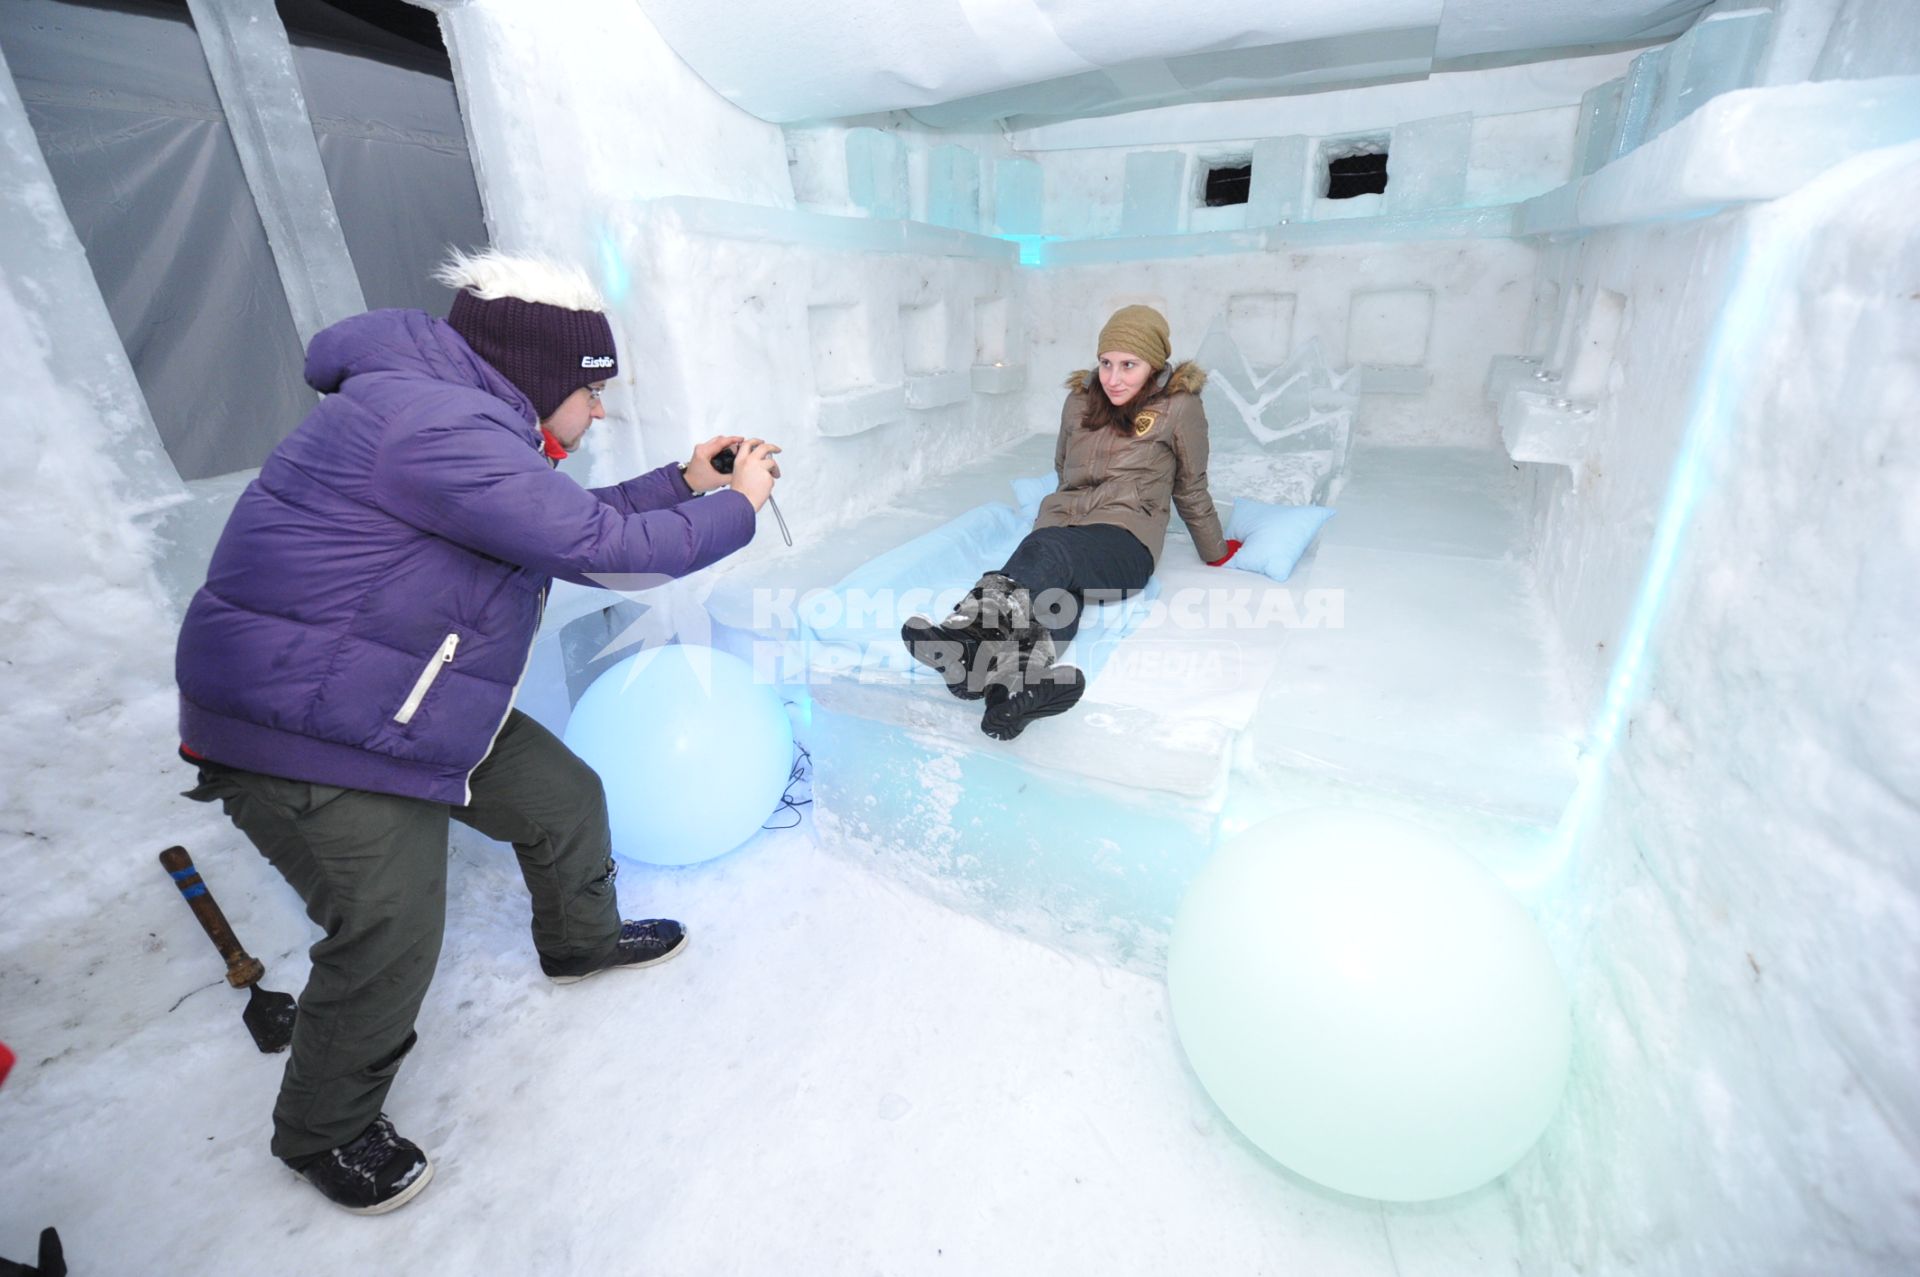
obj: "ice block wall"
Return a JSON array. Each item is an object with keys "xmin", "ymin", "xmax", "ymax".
[
  {"xmin": 1029, "ymin": 238, "xmax": 1537, "ymax": 448},
  {"xmin": 1515, "ymin": 216, "xmax": 1745, "ymax": 708},
  {"xmin": 1006, "ymin": 50, "xmax": 1639, "ymax": 240},
  {"xmin": 590, "ymin": 200, "xmax": 1030, "ymax": 544},
  {"xmin": 439, "ymin": 1, "xmax": 1033, "ymax": 546},
  {"xmin": 1510, "ymin": 141, "xmax": 1920, "ymax": 1274},
  {"xmin": 784, "ymin": 119, "xmax": 1037, "ymax": 235},
  {"xmin": 978, "ymin": 49, "xmax": 1659, "ymax": 448}
]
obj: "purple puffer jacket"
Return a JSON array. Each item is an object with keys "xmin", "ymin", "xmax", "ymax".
[{"xmin": 176, "ymin": 308, "xmax": 756, "ymax": 805}]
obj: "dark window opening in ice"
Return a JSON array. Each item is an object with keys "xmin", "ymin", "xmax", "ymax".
[
  {"xmin": 277, "ymin": 0, "xmax": 490, "ymax": 315},
  {"xmin": 1327, "ymin": 152, "xmax": 1389, "ymax": 199},
  {"xmin": 1204, "ymin": 163, "xmax": 1253, "ymax": 207},
  {"xmin": 277, "ymin": 0, "xmax": 450, "ymax": 75}
]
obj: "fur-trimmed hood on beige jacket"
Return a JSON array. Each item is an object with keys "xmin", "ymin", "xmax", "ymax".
[{"xmin": 1033, "ymin": 360, "xmax": 1227, "ymax": 566}]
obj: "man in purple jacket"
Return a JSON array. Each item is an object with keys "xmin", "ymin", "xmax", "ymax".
[{"xmin": 175, "ymin": 248, "xmax": 780, "ymax": 1215}]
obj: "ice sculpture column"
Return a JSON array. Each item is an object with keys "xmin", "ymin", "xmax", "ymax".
[
  {"xmin": 184, "ymin": 0, "xmax": 365, "ymax": 347},
  {"xmin": 0, "ymin": 44, "xmax": 182, "ymax": 511}
]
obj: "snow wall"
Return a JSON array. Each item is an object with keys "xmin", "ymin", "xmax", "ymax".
[{"xmin": 1513, "ymin": 142, "xmax": 1920, "ymax": 1274}]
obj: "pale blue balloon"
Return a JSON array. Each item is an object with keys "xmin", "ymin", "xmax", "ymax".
[
  {"xmin": 563, "ymin": 645, "xmax": 793, "ymax": 866},
  {"xmin": 1168, "ymin": 808, "xmax": 1571, "ymax": 1202}
]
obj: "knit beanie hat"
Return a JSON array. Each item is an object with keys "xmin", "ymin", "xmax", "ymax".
[
  {"xmin": 1096, "ymin": 304, "xmax": 1172, "ymax": 369},
  {"xmin": 436, "ymin": 248, "xmax": 617, "ymax": 419}
]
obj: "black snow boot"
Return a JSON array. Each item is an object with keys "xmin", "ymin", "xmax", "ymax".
[
  {"xmin": 287, "ymin": 1114, "xmax": 433, "ymax": 1215},
  {"xmin": 978, "ymin": 622, "xmax": 1085, "ymax": 740},
  {"xmin": 902, "ymin": 573, "xmax": 1035, "ymax": 700},
  {"xmin": 980, "ymin": 663, "xmax": 1087, "ymax": 741},
  {"xmin": 901, "ymin": 613, "xmax": 992, "ymax": 700}
]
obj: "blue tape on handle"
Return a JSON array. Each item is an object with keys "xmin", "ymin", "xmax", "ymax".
[
  {"xmin": 170, "ymin": 868, "xmax": 198, "ymax": 883},
  {"xmin": 179, "ymin": 883, "xmax": 207, "ymax": 900}
]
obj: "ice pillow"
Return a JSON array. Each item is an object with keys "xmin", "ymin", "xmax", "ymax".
[
  {"xmin": 1225, "ymin": 498, "xmax": 1336, "ymax": 582},
  {"xmin": 1011, "ymin": 472, "xmax": 1058, "ymax": 518}
]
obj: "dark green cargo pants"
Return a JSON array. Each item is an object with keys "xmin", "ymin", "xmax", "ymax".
[{"xmin": 186, "ymin": 711, "xmax": 620, "ymax": 1163}]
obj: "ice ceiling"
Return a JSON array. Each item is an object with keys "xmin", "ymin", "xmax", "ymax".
[{"xmin": 634, "ymin": 0, "xmax": 1713, "ymax": 125}]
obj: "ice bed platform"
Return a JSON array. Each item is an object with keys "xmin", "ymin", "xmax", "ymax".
[{"xmin": 699, "ymin": 434, "xmax": 1582, "ymax": 966}]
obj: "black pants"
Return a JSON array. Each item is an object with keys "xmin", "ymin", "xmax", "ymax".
[
  {"xmin": 184, "ymin": 710, "xmax": 620, "ymax": 1162},
  {"xmin": 999, "ymin": 523, "xmax": 1153, "ymax": 647}
]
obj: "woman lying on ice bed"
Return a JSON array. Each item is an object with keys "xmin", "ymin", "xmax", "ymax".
[{"xmin": 902, "ymin": 304, "xmax": 1240, "ymax": 741}]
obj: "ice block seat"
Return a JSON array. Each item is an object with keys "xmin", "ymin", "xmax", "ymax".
[
  {"xmin": 697, "ymin": 433, "xmax": 1580, "ymax": 969},
  {"xmin": 705, "ymin": 433, "xmax": 1289, "ymax": 801},
  {"xmin": 1239, "ymin": 444, "xmax": 1583, "ymax": 826}
]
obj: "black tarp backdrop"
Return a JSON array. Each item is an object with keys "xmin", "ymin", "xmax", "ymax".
[{"xmin": 0, "ymin": 0, "xmax": 486, "ymax": 480}]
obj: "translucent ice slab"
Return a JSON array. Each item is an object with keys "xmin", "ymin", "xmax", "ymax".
[
  {"xmin": 1522, "ymin": 76, "xmax": 1920, "ymax": 233},
  {"xmin": 1385, "ymin": 112, "xmax": 1472, "ymax": 214},
  {"xmin": 1040, "ymin": 204, "xmax": 1519, "ymax": 266},
  {"xmin": 1196, "ymin": 330, "xmax": 1356, "ymax": 504}
]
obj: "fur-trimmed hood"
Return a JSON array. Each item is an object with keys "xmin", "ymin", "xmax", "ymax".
[{"xmin": 1064, "ymin": 359, "xmax": 1206, "ymax": 397}]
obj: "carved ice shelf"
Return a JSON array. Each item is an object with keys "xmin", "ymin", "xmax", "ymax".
[
  {"xmin": 905, "ymin": 371, "xmax": 972, "ymax": 410},
  {"xmin": 815, "ymin": 384, "xmax": 907, "ymax": 437},
  {"xmin": 1485, "ymin": 354, "xmax": 1553, "ymax": 408},
  {"xmin": 1500, "ymin": 388, "xmax": 1596, "ymax": 476},
  {"xmin": 969, "ymin": 362, "xmax": 1028, "ymax": 395}
]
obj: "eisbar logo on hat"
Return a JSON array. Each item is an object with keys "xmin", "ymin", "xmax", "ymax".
[{"xmin": 581, "ymin": 356, "xmax": 614, "ymax": 368}]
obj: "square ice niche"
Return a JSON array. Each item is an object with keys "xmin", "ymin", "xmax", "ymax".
[
  {"xmin": 899, "ymin": 302, "xmax": 947, "ymax": 377},
  {"xmin": 1347, "ymin": 289, "xmax": 1435, "ymax": 367},
  {"xmin": 973, "ymin": 296, "xmax": 1009, "ymax": 366},
  {"xmin": 1227, "ymin": 292, "xmax": 1296, "ymax": 368},
  {"xmin": 808, "ymin": 302, "xmax": 871, "ymax": 394},
  {"xmin": 1564, "ymin": 288, "xmax": 1627, "ymax": 403}
]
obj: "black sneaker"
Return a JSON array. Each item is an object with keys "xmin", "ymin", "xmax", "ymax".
[
  {"xmin": 980, "ymin": 665, "xmax": 1087, "ymax": 741},
  {"xmin": 545, "ymin": 918, "xmax": 688, "ymax": 984},
  {"xmin": 288, "ymin": 1114, "xmax": 433, "ymax": 1215}
]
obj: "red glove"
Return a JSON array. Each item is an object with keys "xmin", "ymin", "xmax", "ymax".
[
  {"xmin": 1207, "ymin": 540, "xmax": 1244, "ymax": 567},
  {"xmin": 0, "ymin": 1040, "xmax": 14, "ymax": 1089}
]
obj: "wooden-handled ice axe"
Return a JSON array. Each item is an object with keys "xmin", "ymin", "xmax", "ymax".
[{"xmin": 158, "ymin": 846, "xmax": 298, "ymax": 1054}]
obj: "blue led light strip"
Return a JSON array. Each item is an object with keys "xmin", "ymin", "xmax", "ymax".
[{"xmin": 1537, "ymin": 212, "xmax": 1805, "ymax": 888}]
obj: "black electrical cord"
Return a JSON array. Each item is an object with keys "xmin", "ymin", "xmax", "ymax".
[{"xmin": 762, "ymin": 740, "xmax": 813, "ymax": 831}]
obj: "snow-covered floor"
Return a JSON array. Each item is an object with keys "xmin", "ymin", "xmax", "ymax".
[
  {"xmin": 3, "ymin": 428, "xmax": 1558, "ymax": 1273},
  {"xmin": 2, "ymin": 765, "xmax": 1527, "ymax": 1273}
]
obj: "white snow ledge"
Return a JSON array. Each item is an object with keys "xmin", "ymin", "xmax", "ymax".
[
  {"xmin": 1519, "ymin": 76, "xmax": 1920, "ymax": 235},
  {"xmin": 649, "ymin": 196, "xmax": 1017, "ymax": 261}
]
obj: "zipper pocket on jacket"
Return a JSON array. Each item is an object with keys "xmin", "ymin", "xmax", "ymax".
[{"xmin": 394, "ymin": 633, "xmax": 459, "ymax": 725}]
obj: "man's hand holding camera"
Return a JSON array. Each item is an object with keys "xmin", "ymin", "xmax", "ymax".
[{"xmin": 684, "ymin": 435, "xmax": 781, "ymax": 511}]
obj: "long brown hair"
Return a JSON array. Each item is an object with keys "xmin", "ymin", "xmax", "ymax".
[{"xmin": 1079, "ymin": 363, "xmax": 1172, "ymax": 434}]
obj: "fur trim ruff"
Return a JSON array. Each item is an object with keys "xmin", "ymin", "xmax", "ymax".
[
  {"xmin": 433, "ymin": 247, "xmax": 607, "ymax": 313},
  {"xmin": 1065, "ymin": 360, "xmax": 1205, "ymax": 396}
]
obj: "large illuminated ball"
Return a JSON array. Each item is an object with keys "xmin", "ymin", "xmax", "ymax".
[
  {"xmin": 1168, "ymin": 808, "xmax": 1570, "ymax": 1201},
  {"xmin": 563, "ymin": 645, "xmax": 792, "ymax": 866}
]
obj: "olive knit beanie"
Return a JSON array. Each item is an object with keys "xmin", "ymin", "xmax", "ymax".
[{"xmin": 1096, "ymin": 304, "xmax": 1172, "ymax": 369}]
